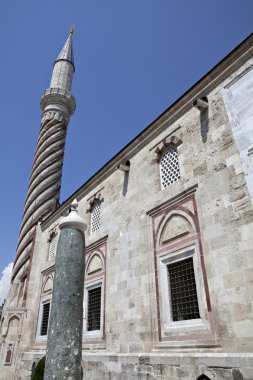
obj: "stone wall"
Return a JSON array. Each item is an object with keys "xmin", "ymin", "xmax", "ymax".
[
  {"xmin": 82, "ymin": 353, "xmax": 253, "ymax": 380},
  {"xmin": 1, "ymin": 38, "xmax": 253, "ymax": 380}
]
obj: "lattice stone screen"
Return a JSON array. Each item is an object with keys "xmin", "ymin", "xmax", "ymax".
[
  {"xmin": 91, "ymin": 201, "xmax": 101, "ymax": 233},
  {"xmin": 48, "ymin": 235, "xmax": 57, "ymax": 260},
  {"xmin": 160, "ymin": 145, "xmax": 180, "ymax": 189}
]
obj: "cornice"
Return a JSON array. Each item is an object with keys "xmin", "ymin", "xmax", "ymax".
[{"xmin": 41, "ymin": 34, "xmax": 253, "ymax": 231}]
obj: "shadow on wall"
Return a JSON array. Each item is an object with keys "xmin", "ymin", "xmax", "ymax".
[
  {"xmin": 200, "ymin": 108, "xmax": 209, "ymax": 143},
  {"xmin": 193, "ymin": 96, "xmax": 209, "ymax": 144},
  {"xmin": 31, "ymin": 357, "xmax": 84, "ymax": 379},
  {"xmin": 120, "ymin": 160, "xmax": 130, "ymax": 197},
  {"xmin": 123, "ymin": 171, "xmax": 129, "ymax": 197},
  {"xmin": 31, "ymin": 357, "xmax": 45, "ymax": 380}
]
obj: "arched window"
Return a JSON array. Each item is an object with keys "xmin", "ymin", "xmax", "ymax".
[
  {"xmin": 91, "ymin": 200, "xmax": 101, "ymax": 233},
  {"xmin": 83, "ymin": 246, "xmax": 106, "ymax": 342},
  {"xmin": 197, "ymin": 375, "xmax": 211, "ymax": 380},
  {"xmin": 160, "ymin": 144, "xmax": 180, "ymax": 189},
  {"xmin": 5, "ymin": 345, "xmax": 13, "ymax": 364}
]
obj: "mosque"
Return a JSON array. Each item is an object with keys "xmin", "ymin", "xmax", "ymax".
[{"xmin": 1, "ymin": 29, "xmax": 253, "ymax": 379}]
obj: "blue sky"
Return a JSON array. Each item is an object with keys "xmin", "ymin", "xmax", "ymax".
[{"xmin": 0, "ymin": 0, "xmax": 252, "ymax": 293}]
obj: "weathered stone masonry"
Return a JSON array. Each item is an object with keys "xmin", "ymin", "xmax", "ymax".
[{"xmin": 1, "ymin": 33, "xmax": 253, "ymax": 380}]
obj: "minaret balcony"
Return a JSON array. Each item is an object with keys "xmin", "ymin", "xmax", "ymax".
[{"xmin": 40, "ymin": 87, "xmax": 76, "ymax": 116}]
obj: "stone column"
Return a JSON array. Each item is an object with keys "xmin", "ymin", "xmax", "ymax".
[{"xmin": 44, "ymin": 199, "xmax": 86, "ymax": 380}]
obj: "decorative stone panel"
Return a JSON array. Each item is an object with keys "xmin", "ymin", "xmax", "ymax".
[{"xmin": 148, "ymin": 189, "xmax": 214, "ymax": 342}]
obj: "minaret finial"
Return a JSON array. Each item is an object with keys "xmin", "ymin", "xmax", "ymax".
[{"xmin": 69, "ymin": 25, "xmax": 74, "ymax": 36}]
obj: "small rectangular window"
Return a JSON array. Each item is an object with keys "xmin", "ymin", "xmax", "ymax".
[
  {"xmin": 87, "ymin": 286, "xmax": 101, "ymax": 331},
  {"xmin": 167, "ymin": 257, "xmax": 200, "ymax": 321},
  {"xmin": 40, "ymin": 302, "xmax": 50, "ymax": 336}
]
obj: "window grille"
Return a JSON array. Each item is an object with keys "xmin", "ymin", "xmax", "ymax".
[
  {"xmin": 87, "ymin": 286, "xmax": 101, "ymax": 331},
  {"xmin": 160, "ymin": 144, "xmax": 180, "ymax": 189},
  {"xmin": 48, "ymin": 235, "xmax": 57, "ymax": 260},
  {"xmin": 167, "ymin": 257, "xmax": 200, "ymax": 321},
  {"xmin": 91, "ymin": 201, "xmax": 101, "ymax": 233},
  {"xmin": 40, "ymin": 302, "xmax": 50, "ymax": 336}
]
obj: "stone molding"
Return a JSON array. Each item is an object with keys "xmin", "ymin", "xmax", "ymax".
[
  {"xmin": 85, "ymin": 235, "xmax": 108, "ymax": 253},
  {"xmin": 147, "ymin": 184, "xmax": 198, "ymax": 217},
  {"xmin": 151, "ymin": 192, "xmax": 214, "ymax": 342},
  {"xmin": 41, "ymin": 35, "xmax": 253, "ymax": 229}
]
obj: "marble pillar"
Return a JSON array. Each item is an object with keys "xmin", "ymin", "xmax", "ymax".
[{"xmin": 44, "ymin": 199, "xmax": 86, "ymax": 380}]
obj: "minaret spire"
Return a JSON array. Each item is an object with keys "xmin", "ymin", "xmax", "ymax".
[
  {"xmin": 11, "ymin": 30, "xmax": 76, "ymax": 282},
  {"xmin": 56, "ymin": 26, "xmax": 74, "ymax": 64},
  {"xmin": 50, "ymin": 27, "xmax": 75, "ymax": 91}
]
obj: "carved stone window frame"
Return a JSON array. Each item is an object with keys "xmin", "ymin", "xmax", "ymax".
[
  {"xmin": 158, "ymin": 244, "xmax": 204, "ymax": 336},
  {"xmin": 86, "ymin": 192, "xmax": 104, "ymax": 234},
  {"xmin": 36, "ymin": 298, "xmax": 51, "ymax": 342},
  {"xmin": 151, "ymin": 135, "xmax": 182, "ymax": 165},
  {"xmin": 83, "ymin": 237, "xmax": 107, "ymax": 343},
  {"xmin": 35, "ymin": 268, "xmax": 54, "ymax": 344},
  {"xmin": 149, "ymin": 190, "xmax": 215, "ymax": 343}
]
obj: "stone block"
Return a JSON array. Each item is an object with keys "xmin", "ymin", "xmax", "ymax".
[{"xmin": 233, "ymin": 320, "xmax": 253, "ymax": 338}]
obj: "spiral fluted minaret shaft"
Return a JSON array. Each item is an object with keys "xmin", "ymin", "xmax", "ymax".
[{"xmin": 12, "ymin": 29, "xmax": 76, "ymax": 281}]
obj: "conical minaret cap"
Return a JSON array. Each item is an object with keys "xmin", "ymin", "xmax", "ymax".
[{"xmin": 55, "ymin": 26, "xmax": 74, "ymax": 70}]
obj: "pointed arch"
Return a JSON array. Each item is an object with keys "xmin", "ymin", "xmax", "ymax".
[
  {"xmin": 42, "ymin": 275, "xmax": 53, "ymax": 293},
  {"xmin": 156, "ymin": 209, "xmax": 196, "ymax": 250},
  {"xmin": 86, "ymin": 251, "xmax": 104, "ymax": 276},
  {"xmin": 3, "ymin": 315, "xmax": 21, "ymax": 339},
  {"xmin": 159, "ymin": 213, "xmax": 193, "ymax": 246},
  {"xmin": 7, "ymin": 315, "xmax": 20, "ymax": 328},
  {"xmin": 5, "ymin": 344, "xmax": 14, "ymax": 365}
]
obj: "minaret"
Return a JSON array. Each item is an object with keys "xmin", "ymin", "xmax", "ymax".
[{"xmin": 12, "ymin": 28, "xmax": 76, "ymax": 282}]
